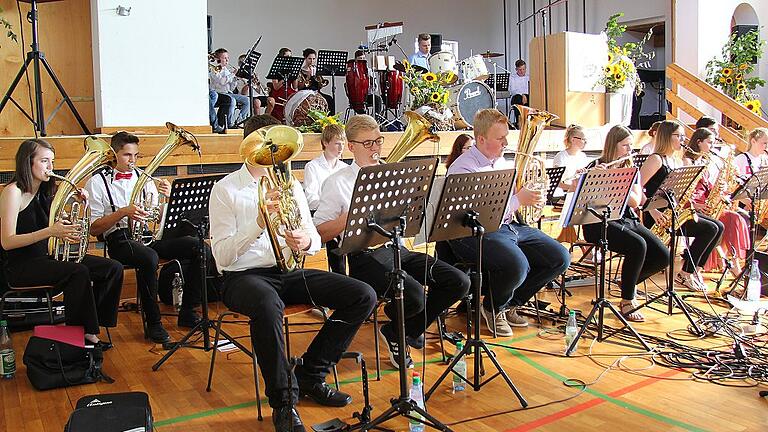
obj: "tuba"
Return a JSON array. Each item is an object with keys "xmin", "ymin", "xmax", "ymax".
[
  {"xmin": 239, "ymin": 125, "xmax": 305, "ymax": 272},
  {"xmin": 384, "ymin": 111, "xmax": 440, "ymax": 163},
  {"xmin": 48, "ymin": 137, "xmax": 116, "ymax": 262},
  {"xmin": 128, "ymin": 122, "xmax": 201, "ymax": 245},
  {"xmin": 512, "ymin": 105, "xmax": 558, "ymax": 225}
]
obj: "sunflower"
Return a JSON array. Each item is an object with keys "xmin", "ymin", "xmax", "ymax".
[
  {"xmin": 423, "ymin": 72, "xmax": 438, "ymax": 83},
  {"xmin": 735, "ymin": 73, "xmax": 743, "ymax": 80},
  {"xmin": 737, "ymin": 83, "xmax": 747, "ymax": 92},
  {"xmin": 442, "ymin": 92, "xmax": 450, "ymax": 105},
  {"xmin": 719, "ymin": 77, "xmax": 726, "ymax": 84},
  {"xmin": 410, "ymin": 86, "xmax": 419, "ymax": 95},
  {"xmin": 604, "ymin": 64, "xmax": 615, "ymax": 75},
  {"xmin": 745, "ymin": 99, "xmax": 761, "ymax": 112},
  {"xmin": 614, "ymin": 71, "xmax": 626, "ymax": 82},
  {"xmin": 440, "ymin": 71, "xmax": 456, "ymax": 84},
  {"xmin": 607, "ymin": 52, "xmax": 615, "ymax": 63},
  {"xmin": 739, "ymin": 63, "xmax": 749, "ymax": 70},
  {"xmin": 725, "ymin": 77, "xmax": 734, "ymax": 85},
  {"xmin": 402, "ymin": 59, "xmax": 412, "ymax": 72},
  {"xmin": 430, "ymin": 92, "xmax": 441, "ymax": 102},
  {"xmin": 722, "ymin": 67, "xmax": 733, "ymax": 77}
]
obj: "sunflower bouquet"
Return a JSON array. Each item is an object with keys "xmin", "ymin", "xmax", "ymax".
[
  {"xmin": 596, "ymin": 13, "xmax": 654, "ymax": 94},
  {"xmin": 400, "ymin": 60, "xmax": 455, "ymax": 130},
  {"xmin": 705, "ymin": 29, "xmax": 765, "ymax": 116},
  {"xmin": 296, "ymin": 110, "xmax": 343, "ymax": 133}
]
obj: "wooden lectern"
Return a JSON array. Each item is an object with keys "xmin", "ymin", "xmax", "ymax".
[{"xmin": 529, "ymin": 32, "xmax": 607, "ymax": 128}]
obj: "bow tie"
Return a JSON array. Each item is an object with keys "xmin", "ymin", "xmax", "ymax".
[{"xmin": 115, "ymin": 172, "xmax": 133, "ymax": 180}]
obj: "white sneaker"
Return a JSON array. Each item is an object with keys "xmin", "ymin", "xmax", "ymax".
[
  {"xmin": 504, "ymin": 307, "xmax": 529, "ymax": 327},
  {"xmin": 480, "ymin": 305, "xmax": 514, "ymax": 337}
]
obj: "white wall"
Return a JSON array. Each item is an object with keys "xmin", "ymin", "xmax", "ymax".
[{"xmin": 91, "ymin": 0, "xmax": 209, "ymax": 128}]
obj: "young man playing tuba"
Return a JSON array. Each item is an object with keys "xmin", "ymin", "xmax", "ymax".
[{"xmin": 86, "ymin": 132, "xmax": 213, "ymax": 344}]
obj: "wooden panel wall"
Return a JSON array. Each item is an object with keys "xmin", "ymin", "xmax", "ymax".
[{"xmin": 0, "ymin": 0, "xmax": 94, "ymax": 137}]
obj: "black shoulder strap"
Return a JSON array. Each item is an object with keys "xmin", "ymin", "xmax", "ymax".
[{"xmin": 97, "ymin": 169, "xmax": 117, "ymax": 213}]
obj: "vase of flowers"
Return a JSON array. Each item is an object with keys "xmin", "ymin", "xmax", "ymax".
[
  {"xmin": 705, "ymin": 28, "xmax": 765, "ymax": 125},
  {"xmin": 296, "ymin": 110, "xmax": 342, "ymax": 133},
  {"xmin": 401, "ymin": 61, "xmax": 455, "ymax": 130}
]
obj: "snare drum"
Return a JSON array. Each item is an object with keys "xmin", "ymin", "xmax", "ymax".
[
  {"xmin": 345, "ymin": 59, "xmax": 370, "ymax": 112},
  {"xmin": 285, "ymin": 90, "xmax": 329, "ymax": 126},
  {"xmin": 428, "ymin": 51, "xmax": 458, "ymax": 84},
  {"xmin": 460, "ymin": 55, "xmax": 489, "ymax": 82},
  {"xmin": 447, "ymin": 80, "xmax": 494, "ymax": 129}
]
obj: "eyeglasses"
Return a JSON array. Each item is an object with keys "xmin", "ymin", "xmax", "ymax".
[
  {"xmin": 671, "ymin": 133, "xmax": 687, "ymax": 141},
  {"xmin": 572, "ymin": 136, "xmax": 587, "ymax": 142},
  {"xmin": 349, "ymin": 136, "xmax": 385, "ymax": 148}
]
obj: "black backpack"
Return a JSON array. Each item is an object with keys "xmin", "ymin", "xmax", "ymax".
[{"xmin": 65, "ymin": 391, "xmax": 153, "ymax": 432}]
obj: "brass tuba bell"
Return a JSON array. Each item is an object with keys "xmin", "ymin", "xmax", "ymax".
[
  {"xmin": 385, "ymin": 111, "xmax": 440, "ymax": 163},
  {"xmin": 239, "ymin": 125, "xmax": 306, "ymax": 272}
]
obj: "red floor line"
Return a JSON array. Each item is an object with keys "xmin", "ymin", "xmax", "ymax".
[{"xmin": 504, "ymin": 369, "xmax": 682, "ymax": 432}]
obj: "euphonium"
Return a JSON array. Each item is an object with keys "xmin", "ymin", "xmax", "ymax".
[
  {"xmin": 512, "ymin": 105, "xmax": 558, "ymax": 225},
  {"xmin": 239, "ymin": 125, "xmax": 305, "ymax": 272},
  {"xmin": 384, "ymin": 111, "xmax": 439, "ymax": 163},
  {"xmin": 127, "ymin": 122, "xmax": 201, "ymax": 245},
  {"xmin": 47, "ymin": 137, "xmax": 116, "ymax": 262}
]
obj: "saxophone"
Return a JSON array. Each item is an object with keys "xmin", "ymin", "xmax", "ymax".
[
  {"xmin": 239, "ymin": 125, "xmax": 305, "ymax": 272},
  {"xmin": 47, "ymin": 137, "xmax": 116, "ymax": 262},
  {"xmin": 705, "ymin": 146, "xmax": 736, "ymax": 220},
  {"xmin": 650, "ymin": 155, "xmax": 709, "ymax": 245},
  {"xmin": 512, "ymin": 105, "xmax": 558, "ymax": 225},
  {"xmin": 128, "ymin": 122, "xmax": 201, "ymax": 245}
]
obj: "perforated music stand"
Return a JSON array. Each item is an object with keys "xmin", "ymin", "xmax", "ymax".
[
  {"xmin": 266, "ymin": 56, "xmax": 303, "ymax": 115},
  {"xmin": 420, "ymin": 169, "xmax": 529, "ymax": 408},
  {"xmin": 561, "ymin": 167, "xmax": 650, "ymax": 355},
  {"xmin": 485, "ymin": 73, "xmax": 510, "ymax": 92},
  {"xmin": 235, "ymin": 44, "xmax": 262, "ymax": 118},
  {"xmin": 545, "ymin": 166, "xmax": 566, "ymax": 205},
  {"xmin": 317, "ymin": 50, "xmax": 348, "ymax": 116},
  {"xmin": 632, "ymin": 153, "xmax": 650, "ymax": 169},
  {"xmin": 631, "ymin": 165, "xmax": 706, "ymax": 335},
  {"xmin": 152, "ymin": 174, "xmax": 226, "ymax": 372},
  {"xmin": 338, "ymin": 158, "xmax": 449, "ymax": 431}
]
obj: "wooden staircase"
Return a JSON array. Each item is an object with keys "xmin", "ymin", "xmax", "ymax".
[{"xmin": 666, "ymin": 63, "xmax": 767, "ymax": 151}]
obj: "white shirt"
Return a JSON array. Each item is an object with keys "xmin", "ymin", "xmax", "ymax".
[
  {"xmin": 552, "ymin": 150, "xmax": 591, "ymax": 180},
  {"xmin": 303, "ymin": 154, "xmax": 349, "ymax": 211},
  {"xmin": 85, "ymin": 169, "xmax": 159, "ymax": 237},
  {"xmin": 509, "ymin": 74, "xmax": 529, "ymax": 96},
  {"xmin": 313, "ymin": 161, "xmax": 360, "ymax": 231},
  {"xmin": 409, "ymin": 51, "xmax": 429, "ymax": 70},
  {"xmin": 209, "ymin": 67, "xmax": 237, "ymax": 94},
  {"xmin": 734, "ymin": 152, "xmax": 768, "ymax": 177},
  {"xmin": 640, "ymin": 141, "xmax": 655, "ymax": 155},
  {"xmin": 209, "ymin": 164, "xmax": 320, "ymax": 273}
]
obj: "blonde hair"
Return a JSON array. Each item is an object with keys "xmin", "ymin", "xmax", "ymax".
[
  {"xmin": 748, "ymin": 127, "xmax": 768, "ymax": 151},
  {"xmin": 320, "ymin": 123, "xmax": 346, "ymax": 149},
  {"xmin": 564, "ymin": 124, "xmax": 585, "ymax": 148},
  {"xmin": 599, "ymin": 125, "xmax": 633, "ymax": 166},
  {"xmin": 653, "ymin": 120, "xmax": 683, "ymax": 156},
  {"xmin": 345, "ymin": 114, "xmax": 378, "ymax": 142},
  {"xmin": 473, "ymin": 109, "xmax": 508, "ymax": 139}
]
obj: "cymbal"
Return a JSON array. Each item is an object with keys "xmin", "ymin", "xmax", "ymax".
[
  {"xmin": 480, "ymin": 51, "xmax": 503, "ymax": 58},
  {"xmin": 393, "ymin": 61, "xmax": 428, "ymax": 74}
]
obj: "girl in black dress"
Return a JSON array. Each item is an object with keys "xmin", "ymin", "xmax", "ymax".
[
  {"xmin": 639, "ymin": 120, "xmax": 724, "ymax": 291},
  {"xmin": 0, "ymin": 139, "xmax": 123, "ymax": 346},
  {"xmin": 582, "ymin": 125, "xmax": 669, "ymax": 321}
]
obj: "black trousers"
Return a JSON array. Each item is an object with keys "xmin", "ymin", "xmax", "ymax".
[
  {"xmin": 510, "ymin": 93, "xmax": 529, "ymax": 124},
  {"xmin": 6, "ymin": 255, "xmax": 123, "ymax": 334},
  {"xmin": 347, "ymin": 247, "xmax": 470, "ymax": 339},
  {"xmin": 583, "ymin": 217, "xmax": 669, "ymax": 300},
  {"xmin": 222, "ymin": 267, "xmax": 376, "ymax": 408},
  {"xmin": 106, "ymin": 229, "xmax": 211, "ymax": 324},
  {"xmin": 643, "ymin": 213, "xmax": 724, "ymax": 273}
]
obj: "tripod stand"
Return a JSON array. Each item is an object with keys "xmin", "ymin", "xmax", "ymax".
[{"xmin": 0, "ymin": 0, "xmax": 90, "ymax": 136}]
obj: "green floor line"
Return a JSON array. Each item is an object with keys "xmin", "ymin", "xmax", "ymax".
[
  {"xmin": 155, "ymin": 333, "xmax": 539, "ymax": 428},
  {"xmin": 498, "ymin": 343, "xmax": 710, "ymax": 432}
]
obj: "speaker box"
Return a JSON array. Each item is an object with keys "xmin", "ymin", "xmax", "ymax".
[
  {"xmin": 430, "ymin": 33, "xmax": 442, "ymax": 54},
  {"xmin": 207, "ymin": 15, "xmax": 213, "ymax": 53},
  {"xmin": 752, "ymin": 251, "xmax": 768, "ymax": 296},
  {"xmin": 731, "ymin": 25, "xmax": 758, "ymax": 64}
]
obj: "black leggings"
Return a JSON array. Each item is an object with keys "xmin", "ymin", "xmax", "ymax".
[
  {"xmin": 643, "ymin": 212, "xmax": 724, "ymax": 273},
  {"xmin": 583, "ymin": 218, "xmax": 669, "ymax": 300}
]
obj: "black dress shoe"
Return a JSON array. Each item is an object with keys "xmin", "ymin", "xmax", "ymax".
[
  {"xmin": 272, "ymin": 406, "xmax": 305, "ymax": 432},
  {"xmin": 94, "ymin": 341, "xmax": 113, "ymax": 352},
  {"xmin": 177, "ymin": 309, "xmax": 202, "ymax": 328},
  {"xmin": 406, "ymin": 333, "xmax": 425, "ymax": 349},
  {"xmin": 299, "ymin": 382, "xmax": 352, "ymax": 407},
  {"xmin": 147, "ymin": 323, "xmax": 171, "ymax": 344}
]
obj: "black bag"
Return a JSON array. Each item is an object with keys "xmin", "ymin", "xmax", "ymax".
[
  {"xmin": 65, "ymin": 391, "xmax": 153, "ymax": 432},
  {"xmin": 22, "ymin": 336, "xmax": 113, "ymax": 390}
]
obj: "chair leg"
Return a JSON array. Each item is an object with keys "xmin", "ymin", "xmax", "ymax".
[
  {"xmin": 0, "ymin": 292, "xmax": 8, "ymax": 321},
  {"xmin": 45, "ymin": 290, "xmax": 54, "ymax": 324},
  {"xmin": 105, "ymin": 327, "xmax": 113, "ymax": 344},
  {"xmin": 533, "ymin": 293, "xmax": 542, "ymax": 326},
  {"xmin": 372, "ymin": 306, "xmax": 381, "ymax": 381},
  {"xmin": 251, "ymin": 338, "xmax": 263, "ymax": 421},
  {"xmin": 283, "ymin": 317, "xmax": 291, "ymax": 358},
  {"xmin": 437, "ymin": 314, "xmax": 447, "ymax": 363},
  {"xmin": 206, "ymin": 313, "xmax": 227, "ymax": 391}
]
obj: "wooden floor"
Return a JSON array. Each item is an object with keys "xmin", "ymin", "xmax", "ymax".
[{"xmin": 1, "ymin": 256, "xmax": 766, "ymax": 432}]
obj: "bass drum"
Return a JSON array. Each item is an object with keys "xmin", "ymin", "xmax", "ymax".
[
  {"xmin": 380, "ymin": 70, "xmax": 404, "ymax": 110},
  {"xmin": 285, "ymin": 90, "xmax": 329, "ymax": 126},
  {"xmin": 428, "ymin": 51, "xmax": 458, "ymax": 84},
  {"xmin": 345, "ymin": 59, "xmax": 369, "ymax": 112},
  {"xmin": 448, "ymin": 80, "xmax": 494, "ymax": 129}
]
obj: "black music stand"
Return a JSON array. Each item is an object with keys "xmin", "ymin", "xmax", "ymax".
[
  {"xmin": 545, "ymin": 166, "xmax": 566, "ymax": 206},
  {"xmin": 317, "ymin": 50, "xmax": 348, "ymax": 114},
  {"xmin": 632, "ymin": 153, "xmax": 650, "ymax": 169},
  {"xmin": 0, "ymin": 0, "xmax": 90, "ymax": 136},
  {"xmin": 152, "ymin": 174, "xmax": 225, "ymax": 371},
  {"xmin": 338, "ymin": 159, "xmax": 450, "ymax": 432},
  {"xmin": 485, "ymin": 73, "xmax": 510, "ymax": 93},
  {"xmin": 235, "ymin": 44, "xmax": 262, "ymax": 118},
  {"xmin": 266, "ymin": 56, "xmax": 303, "ymax": 114},
  {"xmin": 725, "ymin": 167, "xmax": 768, "ymax": 297},
  {"xmin": 561, "ymin": 167, "xmax": 650, "ymax": 356},
  {"xmin": 629, "ymin": 165, "xmax": 706, "ymax": 335},
  {"xmin": 421, "ymin": 170, "xmax": 529, "ymax": 408}
]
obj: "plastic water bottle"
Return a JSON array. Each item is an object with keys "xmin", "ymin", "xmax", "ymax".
[
  {"xmin": 747, "ymin": 259, "xmax": 762, "ymax": 302},
  {"xmin": 565, "ymin": 311, "xmax": 578, "ymax": 352},
  {"xmin": 452, "ymin": 341, "xmax": 466, "ymax": 393},
  {"xmin": 172, "ymin": 272, "xmax": 184, "ymax": 311},
  {"xmin": 408, "ymin": 372, "xmax": 425, "ymax": 432},
  {"xmin": 0, "ymin": 320, "xmax": 15, "ymax": 379}
]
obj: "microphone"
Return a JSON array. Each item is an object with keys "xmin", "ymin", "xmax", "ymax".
[{"xmin": 388, "ymin": 36, "xmax": 398, "ymax": 47}]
